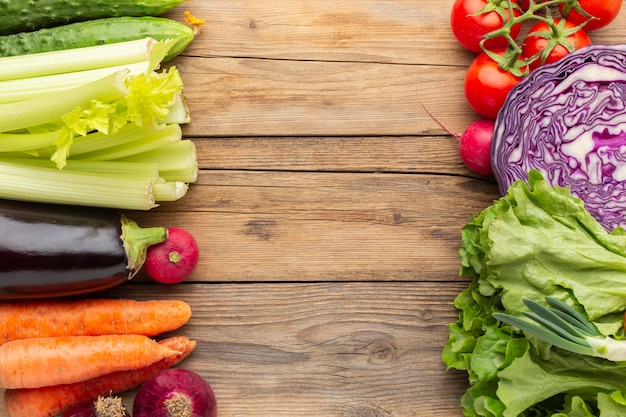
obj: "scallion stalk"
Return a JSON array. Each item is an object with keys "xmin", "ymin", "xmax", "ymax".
[{"xmin": 494, "ymin": 297, "xmax": 626, "ymax": 361}]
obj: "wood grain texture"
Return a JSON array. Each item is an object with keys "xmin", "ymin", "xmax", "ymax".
[
  {"xmin": 131, "ymin": 170, "xmax": 499, "ymax": 282},
  {"xmin": 2, "ymin": 1, "xmax": 625, "ymax": 416},
  {"xmin": 167, "ymin": 0, "xmax": 471, "ymax": 65},
  {"xmin": 99, "ymin": 282, "xmax": 471, "ymax": 417}
]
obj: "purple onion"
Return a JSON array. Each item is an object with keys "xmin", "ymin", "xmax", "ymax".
[{"xmin": 133, "ymin": 368, "xmax": 217, "ymax": 417}]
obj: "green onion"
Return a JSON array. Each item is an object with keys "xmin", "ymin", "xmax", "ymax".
[{"xmin": 494, "ymin": 297, "xmax": 626, "ymax": 361}]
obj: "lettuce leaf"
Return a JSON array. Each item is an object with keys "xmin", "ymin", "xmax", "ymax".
[{"xmin": 444, "ymin": 170, "xmax": 626, "ymax": 417}]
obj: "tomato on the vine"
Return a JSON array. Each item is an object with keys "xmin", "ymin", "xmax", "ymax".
[
  {"xmin": 464, "ymin": 49, "xmax": 523, "ymax": 120},
  {"xmin": 519, "ymin": 0, "xmax": 549, "ymax": 11},
  {"xmin": 522, "ymin": 19, "xmax": 592, "ymax": 71},
  {"xmin": 451, "ymin": 0, "xmax": 522, "ymax": 53},
  {"xmin": 559, "ymin": 0, "xmax": 622, "ymax": 32}
]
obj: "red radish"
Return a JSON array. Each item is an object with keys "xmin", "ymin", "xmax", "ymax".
[
  {"xmin": 458, "ymin": 119, "xmax": 495, "ymax": 176},
  {"xmin": 144, "ymin": 228, "xmax": 199, "ymax": 284},
  {"xmin": 421, "ymin": 104, "xmax": 495, "ymax": 176},
  {"xmin": 61, "ymin": 395, "xmax": 130, "ymax": 417},
  {"xmin": 133, "ymin": 368, "xmax": 217, "ymax": 417}
]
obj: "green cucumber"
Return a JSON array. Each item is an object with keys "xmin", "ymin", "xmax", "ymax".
[
  {"xmin": 0, "ymin": 0, "xmax": 185, "ymax": 36},
  {"xmin": 0, "ymin": 16, "xmax": 195, "ymax": 61}
]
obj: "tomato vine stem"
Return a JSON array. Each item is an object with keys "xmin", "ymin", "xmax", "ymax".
[{"xmin": 476, "ymin": 0, "xmax": 593, "ymax": 76}]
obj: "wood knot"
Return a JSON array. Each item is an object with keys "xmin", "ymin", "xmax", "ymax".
[
  {"xmin": 245, "ymin": 219, "xmax": 277, "ymax": 241},
  {"xmin": 360, "ymin": 337, "xmax": 398, "ymax": 365}
]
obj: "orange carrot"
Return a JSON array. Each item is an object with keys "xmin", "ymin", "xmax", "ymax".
[
  {"xmin": 4, "ymin": 336, "xmax": 196, "ymax": 417},
  {"xmin": 0, "ymin": 334, "xmax": 182, "ymax": 389},
  {"xmin": 0, "ymin": 298, "xmax": 192, "ymax": 344}
]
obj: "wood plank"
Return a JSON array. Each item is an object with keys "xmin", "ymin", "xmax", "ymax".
[
  {"xmin": 166, "ymin": 0, "xmax": 474, "ymax": 66},
  {"xmin": 77, "ymin": 281, "xmax": 472, "ymax": 417},
  {"xmin": 194, "ymin": 135, "xmax": 479, "ymax": 176},
  {"xmin": 165, "ymin": 1, "xmax": 626, "ymax": 138},
  {"xmin": 177, "ymin": 57, "xmax": 476, "ymax": 137},
  {"xmin": 129, "ymin": 171, "xmax": 499, "ymax": 283},
  {"xmin": 166, "ymin": 0, "xmax": 626, "ymax": 66}
]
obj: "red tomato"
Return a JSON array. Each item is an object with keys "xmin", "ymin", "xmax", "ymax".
[
  {"xmin": 464, "ymin": 49, "xmax": 523, "ymax": 120},
  {"xmin": 559, "ymin": 0, "xmax": 622, "ymax": 31},
  {"xmin": 451, "ymin": 0, "xmax": 522, "ymax": 53},
  {"xmin": 522, "ymin": 20, "xmax": 592, "ymax": 70},
  {"xmin": 519, "ymin": 0, "xmax": 549, "ymax": 11}
]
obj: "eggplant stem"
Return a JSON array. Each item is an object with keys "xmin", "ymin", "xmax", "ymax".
[{"xmin": 120, "ymin": 216, "xmax": 167, "ymax": 277}]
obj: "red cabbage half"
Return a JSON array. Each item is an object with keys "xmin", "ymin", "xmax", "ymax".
[{"xmin": 491, "ymin": 44, "xmax": 626, "ymax": 232}]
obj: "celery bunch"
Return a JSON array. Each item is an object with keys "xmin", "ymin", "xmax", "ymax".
[{"xmin": 0, "ymin": 38, "xmax": 197, "ymax": 210}]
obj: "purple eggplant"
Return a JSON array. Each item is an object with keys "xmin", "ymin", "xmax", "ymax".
[{"xmin": 0, "ymin": 199, "xmax": 167, "ymax": 299}]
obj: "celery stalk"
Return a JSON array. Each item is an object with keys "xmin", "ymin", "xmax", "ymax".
[
  {"xmin": 117, "ymin": 140, "xmax": 198, "ymax": 182},
  {"xmin": 0, "ymin": 61, "xmax": 151, "ymax": 105},
  {"xmin": 161, "ymin": 93, "xmax": 191, "ymax": 124},
  {"xmin": 3, "ymin": 158, "xmax": 161, "ymax": 180},
  {"xmin": 0, "ymin": 38, "xmax": 164, "ymax": 81},
  {"xmin": 71, "ymin": 124, "xmax": 182, "ymax": 161},
  {"xmin": 0, "ymin": 157, "xmax": 190, "ymax": 208},
  {"xmin": 0, "ymin": 38, "xmax": 196, "ymax": 210},
  {"xmin": 154, "ymin": 181, "xmax": 189, "ymax": 201},
  {"xmin": 0, "ymin": 71, "xmax": 128, "ymax": 133},
  {"xmin": 0, "ymin": 159, "xmax": 158, "ymax": 210},
  {"xmin": 10, "ymin": 124, "xmax": 182, "ymax": 159},
  {"xmin": 0, "ymin": 131, "xmax": 57, "ymax": 152}
]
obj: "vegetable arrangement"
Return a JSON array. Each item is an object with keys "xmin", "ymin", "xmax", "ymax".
[
  {"xmin": 0, "ymin": 37, "xmax": 195, "ymax": 210},
  {"xmin": 443, "ymin": 171, "xmax": 626, "ymax": 416},
  {"xmin": 445, "ymin": 3, "xmax": 626, "ymax": 416},
  {"xmin": 0, "ymin": 2, "xmax": 216, "ymax": 416},
  {"xmin": 0, "ymin": 199, "xmax": 200, "ymax": 297},
  {"xmin": 0, "ymin": 2, "xmax": 203, "ymax": 210},
  {"xmin": 5, "ymin": 336, "xmax": 197, "ymax": 417},
  {"xmin": 448, "ymin": 0, "xmax": 623, "ymax": 175},
  {"xmin": 0, "ymin": 298, "xmax": 207, "ymax": 417}
]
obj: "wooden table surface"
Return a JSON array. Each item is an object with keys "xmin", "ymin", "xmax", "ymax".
[{"xmin": 5, "ymin": 2, "xmax": 626, "ymax": 416}]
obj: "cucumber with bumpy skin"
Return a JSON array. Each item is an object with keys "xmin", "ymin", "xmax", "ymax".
[
  {"xmin": 0, "ymin": 0, "xmax": 185, "ymax": 36},
  {"xmin": 0, "ymin": 16, "xmax": 195, "ymax": 61}
]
